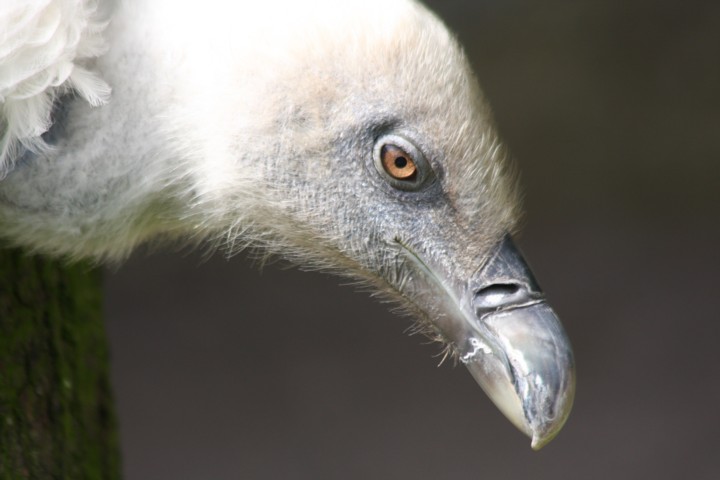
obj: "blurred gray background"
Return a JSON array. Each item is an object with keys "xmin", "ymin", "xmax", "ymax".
[{"xmin": 105, "ymin": 1, "xmax": 720, "ymax": 478}]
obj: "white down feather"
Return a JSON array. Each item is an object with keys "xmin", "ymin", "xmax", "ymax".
[{"xmin": 0, "ymin": 0, "xmax": 110, "ymax": 178}]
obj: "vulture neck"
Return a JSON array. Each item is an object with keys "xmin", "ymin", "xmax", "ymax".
[{"xmin": 0, "ymin": 0, "xmax": 288, "ymax": 259}]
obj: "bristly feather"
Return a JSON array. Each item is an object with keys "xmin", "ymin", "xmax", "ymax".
[{"xmin": 0, "ymin": 0, "xmax": 110, "ymax": 178}]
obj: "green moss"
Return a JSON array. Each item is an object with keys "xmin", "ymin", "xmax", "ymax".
[{"xmin": 0, "ymin": 249, "xmax": 121, "ymax": 479}]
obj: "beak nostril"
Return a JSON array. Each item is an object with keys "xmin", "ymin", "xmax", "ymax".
[
  {"xmin": 479, "ymin": 283, "xmax": 520, "ymax": 296},
  {"xmin": 474, "ymin": 283, "xmax": 525, "ymax": 310}
]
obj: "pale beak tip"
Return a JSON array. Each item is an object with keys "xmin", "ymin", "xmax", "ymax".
[
  {"xmin": 462, "ymin": 301, "xmax": 576, "ymax": 450},
  {"xmin": 530, "ymin": 435, "xmax": 550, "ymax": 452},
  {"xmin": 529, "ymin": 413, "xmax": 570, "ymax": 450},
  {"xmin": 529, "ymin": 370, "xmax": 576, "ymax": 451},
  {"xmin": 531, "ymin": 435, "xmax": 544, "ymax": 451},
  {"xmin": 530, "ymin": 428, "xmax": 557, "ymax": 451}
]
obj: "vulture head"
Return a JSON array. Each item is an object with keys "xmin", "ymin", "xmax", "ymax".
[{"xmin": 0, "ymin": 0, "xmax": 575, "ymax": 449}]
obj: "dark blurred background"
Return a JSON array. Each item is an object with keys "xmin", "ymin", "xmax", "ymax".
[{"xmin": 105, "ymin": 1, "xmax": 720, "ymax": 478}]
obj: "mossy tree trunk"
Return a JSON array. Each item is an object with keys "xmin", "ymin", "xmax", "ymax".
[{"xmin": 0, "ymin": 248, "xmax": 121, "ymax": 479}]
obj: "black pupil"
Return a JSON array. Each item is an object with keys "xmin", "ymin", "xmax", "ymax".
[{"xmin": 394, "ymin": 156, "xmax": 408, "ymax": 169}]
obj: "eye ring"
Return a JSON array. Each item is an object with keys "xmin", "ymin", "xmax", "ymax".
[{"xmin": 373, "ymin": 134, "xmax": 432, "ymax": 191}]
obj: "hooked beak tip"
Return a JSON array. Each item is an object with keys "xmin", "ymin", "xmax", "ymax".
[
  {"xmin": 531, "ymin": 433, "xmax": 547, "ymax": 451},
  {"xmin": 463, "ymin": 236, "xmax": 575, "ymax": 449},
  {"xmin": 462, "ymin": 301, "xmax": 576, "ymax": 450},
  {"xmin": 529, "ymin": 386, "xmax": 575, "ymax": 450}
]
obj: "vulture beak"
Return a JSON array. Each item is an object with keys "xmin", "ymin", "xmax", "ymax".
[{"xmin": 401, "ymin": 235, "xmax": 575, "ymax": 449}]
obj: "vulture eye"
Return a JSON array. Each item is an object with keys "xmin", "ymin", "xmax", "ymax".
[
  {"xmin": 373, "ymin": 134, "xmax": 432, "ymax": 191},
  {"xmin": 380, "ymin": 144, "xmax": 417, "ymax": 180}
]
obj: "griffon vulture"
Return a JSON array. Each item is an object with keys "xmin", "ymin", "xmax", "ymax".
[{"xmin": 0, "ymin": 0, "xmax": 575, "ymax": 449}]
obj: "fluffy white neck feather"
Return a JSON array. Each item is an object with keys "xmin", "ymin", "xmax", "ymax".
[{"xmin": 0, "ymin": 0, "xmax": 111, "ymax": 176}]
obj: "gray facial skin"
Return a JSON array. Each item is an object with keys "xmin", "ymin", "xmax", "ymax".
[{"xmin": 255, "ymin": 87, "xmax": 576, "ymax": 447}]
